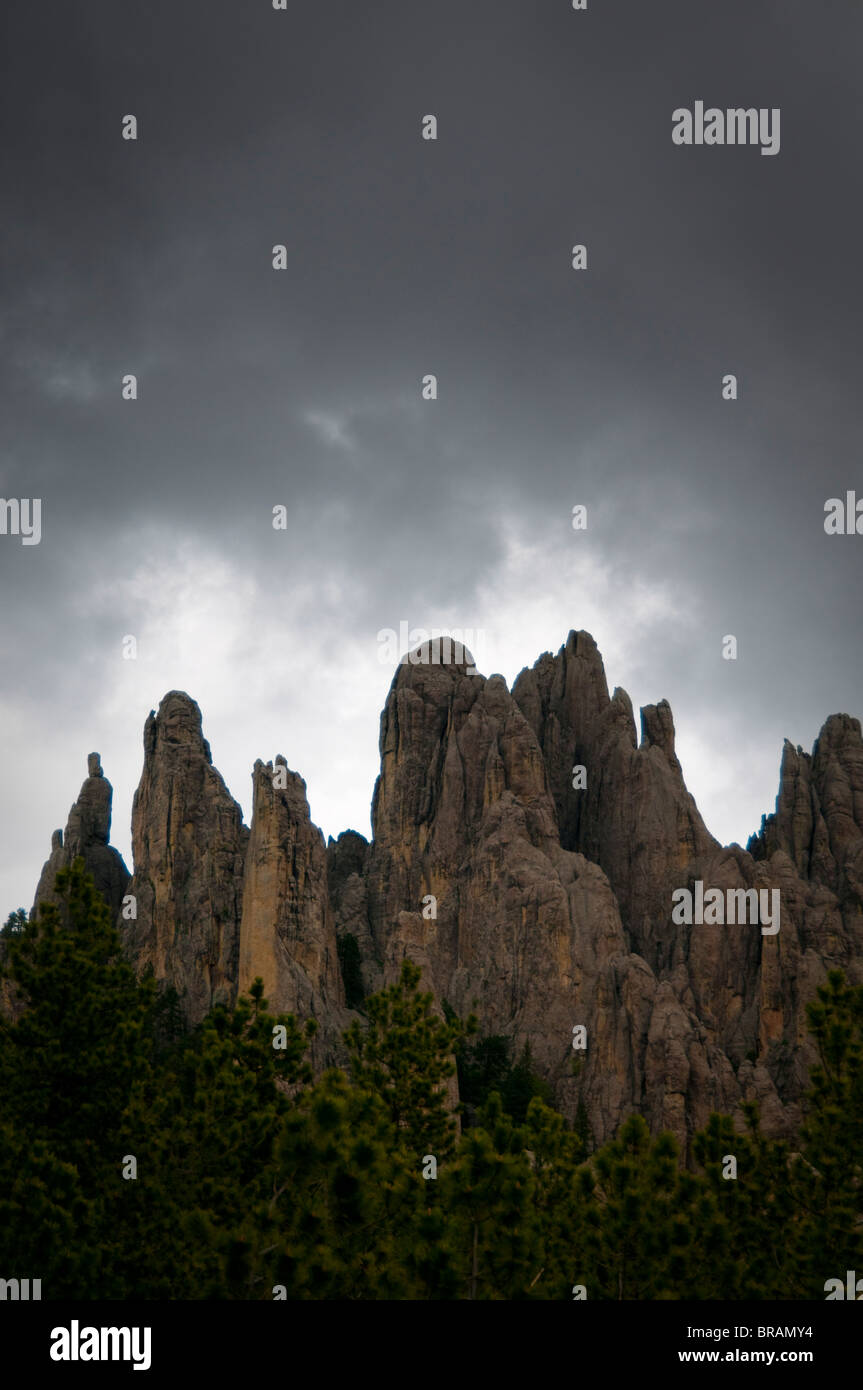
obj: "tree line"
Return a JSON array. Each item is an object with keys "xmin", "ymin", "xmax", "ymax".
[{"xmin": 1, "ymin": 861, "xmax": 860, "ymax": 1299}]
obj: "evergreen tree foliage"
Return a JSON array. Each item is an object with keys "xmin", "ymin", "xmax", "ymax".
[
  {"xmin": 792, "ymin": 971, "xmax": 863, "ymax": 1294},
  {"xmin": 1, "ymin": 907, "xmax": 27, "ymax": 937},
  {"xmin": 0, "ymin": 861, "xmax": 155, "ymax": 1189},
  {"xmin": 1, "ymin": 861, "xmax": 860, "ymax": 1300},
  {"xmin": 456, "ymin": 1032, "xmax": 556, "ymax": 1126},
  {"xmin": 499, "ymin": 1042, "xmax": 556, "ymax": 1124},
  {"xmin": 440, "ymin": 1093, "xmax": 537, "ymax": 1299},
  {"xmin": 344, "ymin": 960, "xmax": 473, "ymax": 1159}
]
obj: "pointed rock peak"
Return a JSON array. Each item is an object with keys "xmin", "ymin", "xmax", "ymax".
[
  {"xmin": 609, "ymin": 686, "xmax": 637, "ymax": 746},
  {"xmin": 32, "ymin": 752, "xmax": 129, "ymax": 920},
  {"xmin": 146, "ymin": 691, "xmax": 212, "ymax": 763},
  {"xmin": 240, "ymin": 747, "xmax": 345, "ymax": 1041},
  {"xmin": 810, "ymin": 712, "xmax": 863, "ymax": 852},
  {"xmin": 561, "ymin": 628, "xmax": 607, "ymax": 677},
  {"xmin": 779, "ymin": 738, "xmax": 808, "ymax": 773},
  {"xmin": 564, "ymin": 628, "xmax": 601, "ymax": 662},
  {"xmin": 512, "ymin": 627, "xmax": 610, "ymax": 736},
  {"xmin": 252, "ymin": 756, "xmax": 311, "ymax": 815},
  {"xmin": 814, "ymin": 712, "xmax": 863, "ymax": 755},
  {"xmin": 254, "ymin": 753, "xmax": 300, "ymax": 779},
  {"xmin": 525, "ymin": 627, "xmax": 606, "ymax": 680},
  {"xmin": 395, "ymin": 637, "xmax": 479, "ymax": 680},
  {"xmin": 327, "ymin": 828, "xmax": 369, "ymax": 866},
  {"xmin": 67, "ymin": 753, "xmax": 113, "ymax": 847},
  {"xmin": 331, "ymin": 828, "xmax": 369, "ymax": 845},
  {"xmin": 640, "ymin": 699, "xmax": 680, "ymax": 768},
  {"xmin": 411, "ymin": 636, "xmax": 475, "ymax": 664},
  {"xmin": 567, "ymin": 631, "xmax": 611, "ymax": 710}
]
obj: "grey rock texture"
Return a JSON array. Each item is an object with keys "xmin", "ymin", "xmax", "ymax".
[
  {"xmin": 121, "ymin": 692, "xmax": 248, "ymax": 1023},
  {"xmin": 512, "ymin": 630, "xmax": 719, "ymax": 970},
  {"xmin": 238, "ymin": 757, "xmax": 348, "ymax": 1064},
  {"xmin": 749, "ymin": 715, "xmax": 863, "ymax": 910},
  {"xmin": 361, "ymin": 644, "xmax": 670, "ymax": 1144},
  {"xmin": 25, "ymin": 634, "xmax": 863, "ymax": 1156},
  {"xmin": 326, "ymin": 829, "xmax": 378, "ymax": 995},
  {"xmin": 32, "ymin": 752, "xmax": 130, "ymax": 921},
  {"xmin": 509, "ymin": 633, "xmax": 863, "ymax": 1146}
]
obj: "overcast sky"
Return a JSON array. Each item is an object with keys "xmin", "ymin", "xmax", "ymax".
[{"xmin": 2, "ymin": 0, "xmax": 861, "ymax": 914}]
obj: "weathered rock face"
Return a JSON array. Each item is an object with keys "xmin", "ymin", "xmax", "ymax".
[
  {"xmin": 122, "ymin": 692, "xmax": 248, "ymax": 1023},
  {"xmin": 750, "ymin": 715, "xmax": 863, "ymax": 911},
  {"xmin": 326, "ymin": 830, "xmax": 378, "ymax": 995},
  {"xmin": 512, "ymin": 631, "xmax": 719, "ymax": 972},
  {"xmin": 24, "ymin": 637, "xmax": 863, "ymax": 1158},
  {"xmin": 509, "ymin": 634, "xmax": 863, "ymax": 1145},
  {"xmin": 511, "ymin": 639, "xmax": 763, "ymax": 1126},
  {"xmin": 26, "ymin": 697, "xmax": 352, "ymax": 1051},
  {"xmin": 811, "ymin": 715, "xmax": 863, "ymax": 904},
  {"xmin": 742, "ymin": 714, "xmax": 863, "ymax": 1117},
  {"xmin": 32, "ymin": 753, "xmax": 130, "ymax": 920},
  {"xmin": 239, "ymin": 757, "xmax": 347, "ymax": 1064},
  {"xmin": 343, "ymin": 635, "xmax": 862, "ymax": 1152},
  {"xmin": 361, "ymin": 644, "xmax": 678, "ymax": 1144}
]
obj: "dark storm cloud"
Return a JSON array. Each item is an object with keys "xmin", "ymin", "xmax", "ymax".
[{"xmin": 2, "ymin": 0, "xmax": 861, "ymax": 909}]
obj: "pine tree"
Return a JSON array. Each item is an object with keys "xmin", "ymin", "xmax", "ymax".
[
  {"xmin": 3, "ymin": 855, "xmax": 859, "ymax": 1302},
  {"xmin": 691, "ymin": 1107, "xmax": 796, "ymax": 1299},
  {"xmin": 522, "ymin": 1095, "xmax": 587, "ymax": 1298},
  {"xmin": 344, "ymin": 959, "xmax": 473, "ymax": 1160},
  {"xmin": 439, "ymin": 1093, "xmax": 538, "ymax": 1300},
  {"xmin": 793, "ymin": 971, "xmax": 863, "ymax": 1295},
  {"xmin": 576, "ymin": 1115, "xmax": 699, "ymax": 1299},
  {"xmin": 0, "ymin": 860, "xmax": 154, "ymax": 1187},
  {"xmin": 0, "ymin": 861, "xmax": 155, "ymax": 1294},
  {"xmin": 500, "ymin": 1041, "xmax": 556, "ymax": 1124},
  {"xmin": 265, "ymin": 1069, "xmax": 426, "ymax": 1299},
  {"xmin": 119, "ymin": 978, "xmax": 314, "ymax": 1297},
  {"xmin": 1, "ymin": 907, "xmax": 27, "ymax": 936},
  {"xmin": 455, "ymin": 1032, "xmax": 512, "ymax": 1125}
]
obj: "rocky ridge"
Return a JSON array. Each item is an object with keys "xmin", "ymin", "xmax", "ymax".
[{"xmin": 26, "ymin": 633, "xmax": 863, "ymax": 1150}]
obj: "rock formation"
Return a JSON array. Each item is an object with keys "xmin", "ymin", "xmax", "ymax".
[
  {"xmin": 509, "ymin": 634, "xmax": 863, "ymax": 1144},
  {"xmin": 24, "ymin": 632, "xmax": 863, "ymax": 1157},
  {"xmin": 359, "ymin": 645, "xmax": 654, "ymax": 1141},
  {"xmin": 749, "ymin": 715, "xmax": 863, "ymax": 911},
  {"xmin": 32, "ymin": 752, "xmax": 130, "ymax": 920},
  {"xmin": 121, "ymin": 692, "xmax": 248, "ymax": 1022},
  {"xmin": 512, "ymin": 630, "xmax": 719, "ymax": 969},
  {"xmin": 327, "ymin": 829, "xmax": 377, "ymax": 995},
  {"xmin": 239, "ymin": 757, "xmax": 348, "ymax": 1064}
]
